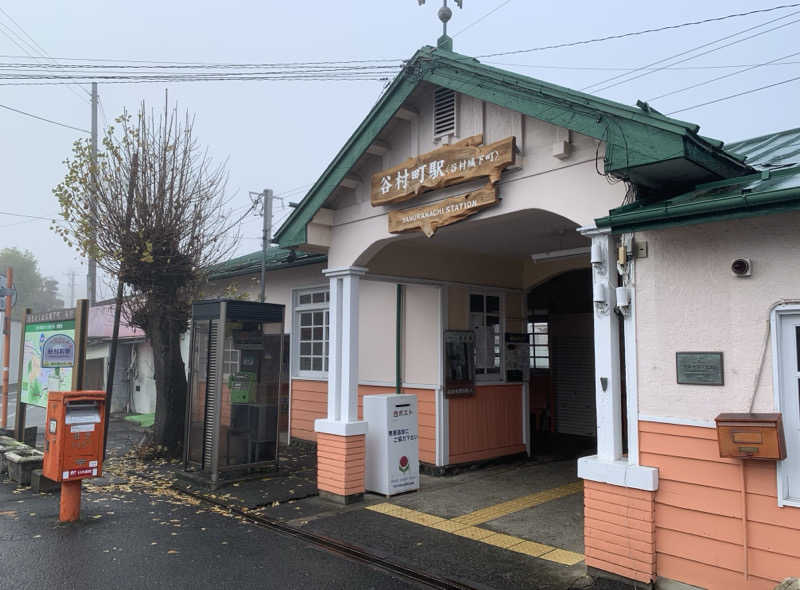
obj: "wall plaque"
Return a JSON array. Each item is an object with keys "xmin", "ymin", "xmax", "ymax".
[
  {"xmin": 676, "ymin": 352, "xmax": 724, "ymax": 385},
  {"xmin": 371, "ymin": 134, "xmax": 515, "ymax": 206},
  {"xmin": 387, "ymin": 184, "xmax": 497, "ymax": 237}
]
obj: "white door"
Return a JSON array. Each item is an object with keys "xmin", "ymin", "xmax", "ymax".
[{"xmin": 779, "ymin": 313, "xmax": 800, "ymax": 503}]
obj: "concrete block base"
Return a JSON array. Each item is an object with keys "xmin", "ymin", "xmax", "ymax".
[
  {"xmin": 318, "ymin": 490, "xmax": 364, "ymax": 505},
  {"xmin": 0, "ymin": 441, "xmax": 27, "ymax": 474},
  {"xmin": 6, "ymin": 449, "xmax": 44, "ymax": 486},
  {"xmin": 31, "ymin": 469, "xmax": 60, "ymax": 493}
]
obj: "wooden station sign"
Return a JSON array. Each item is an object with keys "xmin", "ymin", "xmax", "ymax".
[
  {"xmin": 371, "ymin": 134, "xmax": 515, "ymax": 206},
  {"xmin": 388, "ymin": 184, "xmax": 497, "ymax": 237}
]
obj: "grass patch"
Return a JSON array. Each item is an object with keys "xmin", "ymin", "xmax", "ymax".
[{"xmin": 124, "ymin": 413, "xmax": 155, "ymax": 428}]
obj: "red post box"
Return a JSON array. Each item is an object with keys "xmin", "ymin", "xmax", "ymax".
[{"xmin": 43, "ymin": 391, "xmax": 107, "ymax": 482}]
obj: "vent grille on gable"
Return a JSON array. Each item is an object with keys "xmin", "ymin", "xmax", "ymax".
[{"xmin": 433, "ymin": 87, "xmax": 456, "ymax": 138}]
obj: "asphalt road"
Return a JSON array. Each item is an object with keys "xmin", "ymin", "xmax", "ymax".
[
  {"xmin": 0, "ymin": 476, "xmax": 428, "ymax": 590},
  {"xmin": 0, "ymin": 420, "xmax": 425, "ymax": 590}
]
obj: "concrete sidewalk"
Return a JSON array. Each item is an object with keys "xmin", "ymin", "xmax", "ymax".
[{"xmin": 251, "ymin": 458, "xmax": 592, "ymax": 590}]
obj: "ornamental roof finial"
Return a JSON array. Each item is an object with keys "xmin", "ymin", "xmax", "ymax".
[{"xmin": 417, "ymin": 0, "xmax": 463, "ymax": 51}]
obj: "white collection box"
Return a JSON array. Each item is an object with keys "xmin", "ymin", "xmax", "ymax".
[{"xmin": 364, "ymin": 393, "xmax": 419, "ymax": 496}]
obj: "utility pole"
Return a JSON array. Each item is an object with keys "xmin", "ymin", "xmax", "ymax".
[
  {"xmin": 1, "ymin": 267, "xmax": 12, "ymax": 429},
  {"xmin": 65, "ymin": 270, "xmax": 76, "ymax": 308},
  {"xmin": 103, "ymin": 152, "xmax": 138, "ymax": 459},
  {"xmin": 87, "ymin": 82, "xmax": 98, "ymax": 306},
  {"xmin": 250, "ymin": 189, "xmax": 283, "ymax": 303},
  {"xmin": 260, "ymin": 188, "xmax": 273, "ymax": 303}
]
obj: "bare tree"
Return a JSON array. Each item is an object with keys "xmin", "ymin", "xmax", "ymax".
[{"xmin": 53, "ymin": 103, "xmax": 239, "ymax": 452}]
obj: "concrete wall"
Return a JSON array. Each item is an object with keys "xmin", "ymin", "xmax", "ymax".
[
  {"xmin": 402, "ymin": 284, "xmax": 440, "ymax": 387},
  {"xmin": 320, "ymin": 84, "xmax": 626, "ymax": 269},
  {"xmin": 359, "ymin": 280, "xmax": 396, "ymax": 384},
  {"xmin": 635, "ymin": 212, "xmax": 800, "ymax": 422}
]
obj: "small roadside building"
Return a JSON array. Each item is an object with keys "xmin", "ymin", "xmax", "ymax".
[{"xmin": 259, "ymin": 36, "xmax": 800, "ymax": 588}]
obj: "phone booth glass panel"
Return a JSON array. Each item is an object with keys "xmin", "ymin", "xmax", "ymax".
[{"xmin": 184, "ymin": 300, "xmax": 285, "ymax": 485}]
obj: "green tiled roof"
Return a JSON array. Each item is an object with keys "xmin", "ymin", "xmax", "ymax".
[
  {"xmin": 596, "ymin": 166, "xmax": 800, "ymax": 233},
  {"xmin": 207, "ymin": 246, "xmax": 326, "ymax": 281},
  {"xmin": 726, "ymin": 127, "xmax": 800, "ymax": 169},
  {"xmin": 276, "ymin": 45, "xmax": 751, "ymax": 249}
]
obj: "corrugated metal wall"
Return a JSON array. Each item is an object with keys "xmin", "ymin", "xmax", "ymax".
[{"xmin": 550, "ymin": 313, "xmax": 595, "ymax": 437}]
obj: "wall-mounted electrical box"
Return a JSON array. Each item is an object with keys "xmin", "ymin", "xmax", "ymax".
[{"xmin": 715, "ymin": 413, "xmax": 786, "ymax": 460}]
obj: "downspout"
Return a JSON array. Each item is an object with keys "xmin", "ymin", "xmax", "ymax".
[{"xmin": 396, "ymin": 284, "xmax": 403, "ymax": 392}]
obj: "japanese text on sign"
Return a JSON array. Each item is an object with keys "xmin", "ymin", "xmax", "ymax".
[{"xmin": 371, "ymin": 135, "xmax": 515, "ymax": 206}]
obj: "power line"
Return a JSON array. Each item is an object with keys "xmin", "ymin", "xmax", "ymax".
[
  {"xmin": 476, "ymin": 3, "xmax": 800, "ymax": 58},
  {"xmin": 485, "ymin": 60, "xmax": 800, "ymax": 71},
  {"xmin": 0, "ymin": 7, "xmax": 90, "ymax": 103},
  {"xmin": 0, "ymin": 210, "xmax": 53, "ymax": 220},
  {"xmin": 0, "ymin": 54, "xmax": 403, "ymax": 67},
  {"xmin": 0, "ymin": 101, "xmax": 89, "ymax": 133},
  {"xmin": 667, "ymin": 74, "xmax": 800, "ymax": 114},
  {"xmin": 585, "ymin": 12, "xmax": 800, "ymax": 93},
  {"xmin": 647, "ymin": 49, "xmax": 800, "ymax": 102},
  {"xmin": 453, "ymin": 0, "xmax": 513, "ymax": 37}
]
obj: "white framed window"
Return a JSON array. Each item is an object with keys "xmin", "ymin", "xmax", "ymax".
[
  {"xmin": 293, "ymin": 287, "xmax": 330, "ymax": 378},
  {"xmin": 772, "ymin": 305, "xmax": 800, "ymax": 507},
  {"xmin": 528, "ymin": 321, "xmax": 550, "ymax": 370},
  {"xmin": 469, "ymin": 292, "xmax": 504, "ymax": 381}
]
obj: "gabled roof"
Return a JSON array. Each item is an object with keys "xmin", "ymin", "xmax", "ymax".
[
  {"xmin": 596, "ymin": 166, "xmax": 800, "ymax": 233},
  {"xmin": 207, "ymin": 246, "xmax": 326, "ymax": 281},
  {"xmin": 275, "ymin": 45, "xmax": 751, "ymax": 249},
  {"xmin": 726, "ymin": 126, "xmax": 800, "ymax": 169}
]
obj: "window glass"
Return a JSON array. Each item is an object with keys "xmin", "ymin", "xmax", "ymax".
[
  {"xmin": 470, "ymin": 294, "xmax": 484, "ymax": 313},
  {"xmin": 295, "ymin": 288, "xmax": 330, "ymax": 376},
  {"xmin": 471, "ymin": 292, "xmax": 503, "ymax": 379},
  {"xmin": 529, "ymin": 321, "xmax": 550, "ymax": 370}
]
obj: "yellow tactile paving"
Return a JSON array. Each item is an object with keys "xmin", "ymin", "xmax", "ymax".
[
  {"xmin": 452, "ymin": 480, "xmax": 583, "ymax": 526},
  {"xmin": 429, "ymin": 520, "xmax": 471, "ymax": 533},
  {"xmin": 450, "ymin": 525, "xmax": 496, "ymax": 540},
  {"xmin": 481, "ymin": 532, "xmax": 525, "ymax": 549},
  {"xmin": 540, "ymin": 548, "xmax": 585, "ymax": 566},
  {"xmin": 510, "ymin": 540, "xmax": 552, "ymax": 558},
  {"xmin": 363, "ymin": 483, "xmax": 585, "ymax": 567}
]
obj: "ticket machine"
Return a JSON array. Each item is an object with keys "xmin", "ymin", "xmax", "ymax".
[{"xmin": 42, "ymin": 390, "xmax": 106, "ymax": 482}]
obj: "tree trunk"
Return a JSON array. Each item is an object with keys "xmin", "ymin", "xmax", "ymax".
[{"xmin": 149, "ymin": 309, "xmax": 187, "ymax": 455}]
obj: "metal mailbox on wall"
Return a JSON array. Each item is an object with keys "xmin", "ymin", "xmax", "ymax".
[{"xmin": 364, "ymin": 393, "xmax": 419, "ymax": 496}]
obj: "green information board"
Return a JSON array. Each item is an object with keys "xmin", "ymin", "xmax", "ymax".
[{"xmin": 20, "ymin": 320, "xmax": 75, "ymax": 407}]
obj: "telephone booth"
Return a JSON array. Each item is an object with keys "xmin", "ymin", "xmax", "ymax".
[{"xmin": 183, "ymin": 299, "xmax": 285, "ymax": 485}]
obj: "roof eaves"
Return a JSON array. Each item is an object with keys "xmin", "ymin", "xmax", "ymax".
[
  {"xmin": 597, "ymin": 173, "xmax": 800, "ymax": 233},
  {"xmin": 275, "ymin": 47, "xmax": 433, "ymax": 248}
]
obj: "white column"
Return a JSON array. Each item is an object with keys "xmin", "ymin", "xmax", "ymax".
[
  {"xmin": 577, "ymin": 226, "xmax": 657, "ymax": 491},
  {"xmin": 315, "ymin": 266, "xmax": 368, "ymax": 437},
  {"xmin": 591, "ymin": 230, "xmax": 623, "ymax": 462}
]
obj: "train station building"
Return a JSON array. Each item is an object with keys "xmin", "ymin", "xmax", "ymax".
[{"xmin": 223, "ymin": 39, "xmax": 800, "ymax": 588}]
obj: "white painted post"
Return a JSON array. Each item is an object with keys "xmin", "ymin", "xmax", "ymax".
[
  {"xmin": 589, "ymin": 229, "xmax": 622, "ymax": 462},
  {"xmin": 340, "ymin": 273, "xmax": 360, "ymax": 423},
  {"xmin": 326, "ymin": 273, "xmax": 342, "ymax": 421},
  {"xmin": 317, "ymin": 267, "xmax": 368, "ymax": 435}
]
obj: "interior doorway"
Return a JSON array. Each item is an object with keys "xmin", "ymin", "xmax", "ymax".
[{"xmin": 527, "ymin": 268, "xmax": 597, "ymax": 459}]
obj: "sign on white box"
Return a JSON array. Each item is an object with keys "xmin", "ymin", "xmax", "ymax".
[{"xmin": 364, "ymin": 393, "xmax": 419, "ymax": 496}]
